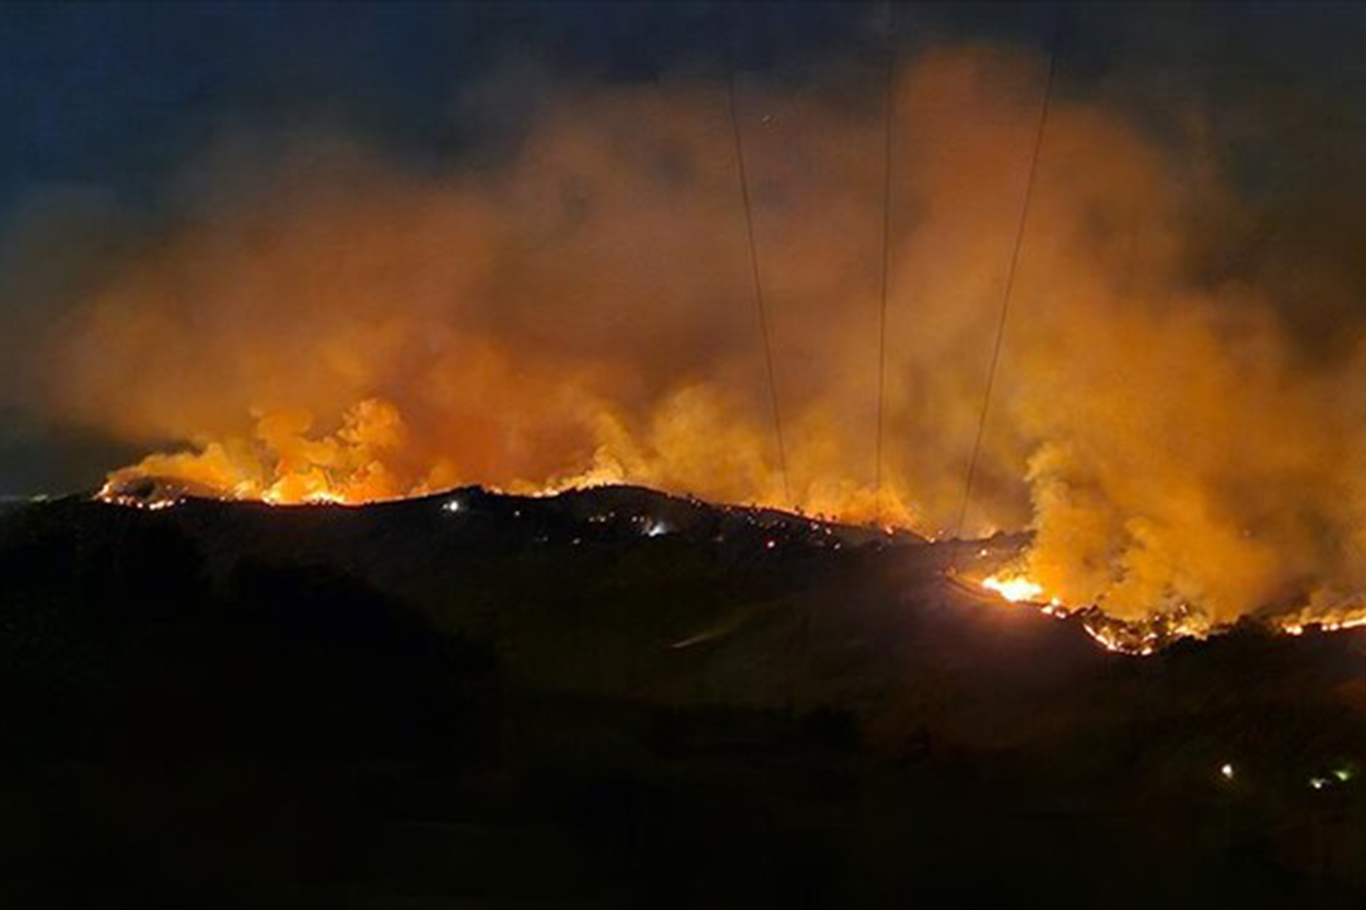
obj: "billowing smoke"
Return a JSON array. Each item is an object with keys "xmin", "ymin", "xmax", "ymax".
[{"xmin": 11, "ymin": 44, "xmax": 1366, "ymax": 625}]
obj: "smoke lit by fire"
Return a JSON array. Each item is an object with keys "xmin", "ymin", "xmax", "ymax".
[{"xmin": 9, "ymin": 44, "xmax": 1366, "ymax": 635}]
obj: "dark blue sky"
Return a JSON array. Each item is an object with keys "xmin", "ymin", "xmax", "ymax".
[
  {"xmin": 5, "ymin": 1, "xmax": 1364, "ymax": 230},
  {"xmin": 2, "ymin": 1, "xmax": 1365, "ymax": 493}
]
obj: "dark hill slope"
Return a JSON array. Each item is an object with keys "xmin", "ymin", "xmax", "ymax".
[{"xmin": 1, "ymin": 487, "xmax": 1365, "ymax": 908}]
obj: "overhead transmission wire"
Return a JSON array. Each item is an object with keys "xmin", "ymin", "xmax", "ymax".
[
  {"xmin": 724, "ymin": 22, "xmax": 792, "ymax": 508},
  {"xmin": 873, "ymin": 0, "xmax": 897, "ymax": 524},
  {"xmin": 952, "ymin": 21, "xmax": 1059, "ymax": 544}
]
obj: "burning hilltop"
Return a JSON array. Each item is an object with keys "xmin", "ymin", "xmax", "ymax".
[
  {"xmin": 11, "ymin": 46, "xmax": 1366, "ymax": 633},
  {"xmin": 87, "ymin": 473, "xmax": 1366, "ymax": 657},
  {"xmin": 99, "ymin": 398, "xmax": 414, "ymax": 506}
]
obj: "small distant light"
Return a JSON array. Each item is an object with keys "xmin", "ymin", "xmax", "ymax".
[
  {"xmin": 1334, "ymin": 767, "xmax": 1354, "ymax": 783},
  {"xmin": 443, "ymin": 499, "xmax": 461, "ymax": 513},
  {"xmin": 1310, "ymin": 777, "xmax": 1329, "ymax": 791},
  {"xmin": 1220, "ymin": 763, "xmax": 1235, "ymax": 781},
  {"xmin": 645, "ymin": 521, "xmax": 668, "ymax": 538},
  {"xmin": 765, "ymin": 539, "xmax": 776, "ymax": 549}
]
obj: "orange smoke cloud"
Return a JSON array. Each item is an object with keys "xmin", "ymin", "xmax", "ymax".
[{"xmin": 20, "ymin": 45, "xmax": 1366, "ymax": 625}]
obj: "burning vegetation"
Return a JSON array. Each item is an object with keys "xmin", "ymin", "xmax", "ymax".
[
  {"xmin": 973, "ymin": 569, "xmax": 1366, "ymax": 655},
  {"xmin": 976, "ymin": 571, "xmax": 1213, "ymax": 655}
]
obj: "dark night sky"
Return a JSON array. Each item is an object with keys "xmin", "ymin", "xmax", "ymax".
[{"xmin": 2, "ymin": 1, "xmax": 1366, "ymax": 494}]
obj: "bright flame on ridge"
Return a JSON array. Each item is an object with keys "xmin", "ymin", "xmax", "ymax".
[{"xmin": 982, "ymin": 575, "xmax": 1045, "ymax": 603}]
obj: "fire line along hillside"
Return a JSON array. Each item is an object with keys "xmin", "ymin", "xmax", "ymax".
[{"xmin": 1, "ymin": 486, "xmax": 1366, "ymax": 907}]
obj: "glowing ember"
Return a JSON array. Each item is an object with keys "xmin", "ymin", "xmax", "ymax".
[
  {"xmin": 97, "ymin": 494, "xmax": 181, "ymax": 511},
  {"xmin": 95, "ymin": 479, "xmax": 183, "ymax": 511}
]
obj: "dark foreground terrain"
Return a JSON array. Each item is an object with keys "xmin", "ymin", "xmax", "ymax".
[{"xmin": 1, "ymin": 487, "xmax": 1365, "ymax": 908}]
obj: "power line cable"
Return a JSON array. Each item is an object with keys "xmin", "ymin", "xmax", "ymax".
[
  {"xmin": 953, "ymin": 26, "xmax": 1058, "ymax": 542},
  {"xmin": 724, "ymin": 30, "xmax": 792, "ymax": 507},
  {"xmin": 873, "ymin": 0, "xmax": 897, "ymax": 523}
]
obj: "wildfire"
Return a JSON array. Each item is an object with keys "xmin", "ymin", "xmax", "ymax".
[
  {"xmin": 1278, "ymin": 612, "xmax": 1366, "ymax": 637},
  {"xmin": 95, "ymin": 478, "xmax": 184, "ymax": 511},
  {"xmin": 981, "ymin": 575, "xmax": 1046, "ymax": 603},
  {"xmin": 974, "ymin": 573, "xmax": 1222, "ymax": 656},
  {"xmin": 980, "ymin": 574, "xmax": 1068, "ymax": 614},
  {"xmin": 972, "ymin": 569, "xmax": 1366, "ymax": 655},
  {"xmin": 95, "ymin": 491, "xmax": 181, "ymax": 511},
  {"xmin": 261, "ymin": 486, "xmax": 349, "ymax": 506}
]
